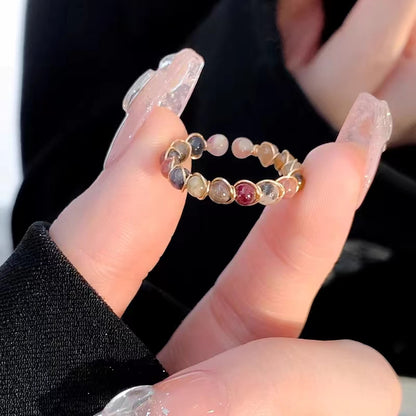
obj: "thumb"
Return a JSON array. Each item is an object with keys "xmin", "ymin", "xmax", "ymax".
[
  {"xmin": 95, "ymin": 339, "xmax": 401, "ymax": 416},
  {"xmin": 49, "ymin": 49, "xmax": 204, "ymax": 317}
]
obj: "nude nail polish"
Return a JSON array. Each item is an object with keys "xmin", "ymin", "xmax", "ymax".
[
  {"xmin": 96, "ymin": 371, "xmax": 228, "ymax": 416},
  {"xmin": 336, "ymin": 92, "xmax": 393, "ymax": 206},
  {"xmin": 104, "ymin": 48, "xmax": 205, "ymax": 169}
]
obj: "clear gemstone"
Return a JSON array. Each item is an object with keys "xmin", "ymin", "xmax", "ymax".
[
  {"xmin": 258, "ymin": 180, "xmax": 283, "ymax": 205},
  {"xmin": 209, "ymin": 178, "xmax": 234, "ymax": 204},
  {"xmin": 187, "ymin": 174, "xmax": 208, "ymax": 199},
  {"xmin": 207, "ymin": 134, "xmax": 229, "ymax": 157},
  {"xmin": 169, "ymin": 166, "xmax": 190, "ymax": 190},
  {"xmin": 187, "ymin": 134, "xmax": 207, "ymax": 159},
  {"xmin": 231, "ymin": 137, "xmax": 253, "ymax": 159},
  {"xmin": 235, "ymin": 181, "xmax": 258, "ymax": 206}
]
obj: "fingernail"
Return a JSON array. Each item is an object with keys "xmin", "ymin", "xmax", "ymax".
[
  {"xmin": 122, "ymin": 69, "xmax": 156, "ymax": 112},
  {"xmin": 95, "ymin": 385, "xmax": 153, "ymax": 416},
  {"xmin": 104, "ymin": 48, "xmax": 205, "ymax": 168},
  {"xmin": 96, "ymin": 371, "xmax": 228, "ymax": 416},
  {"xmin": 336, "ymin": 92, "xmax": 393, "ymax": 207}
]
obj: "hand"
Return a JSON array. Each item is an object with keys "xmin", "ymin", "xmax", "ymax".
[
  {"xmin": 49, "ymin": 49, "xmax": 399, "ymax": 415},
  {"xmin": 277, "ymin": 0, "xmax": 416, "ymax": 147}
]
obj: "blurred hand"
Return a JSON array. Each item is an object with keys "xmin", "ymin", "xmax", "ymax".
[
  {"xmin": 278, "ymin": 0, "xmax": 416, "ymax": 147},
  {"xmin": 48, "ymin": 49, "xmax": 400, "ymax": 415}
]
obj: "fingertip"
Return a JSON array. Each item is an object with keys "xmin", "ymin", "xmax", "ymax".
[
  {"xmin": 261, "ymin": 141, "xmax": 367, "ymax": 273},
  {"xmin": 302, "ymin": 141, "xmax": 367, "ymax": 210}
]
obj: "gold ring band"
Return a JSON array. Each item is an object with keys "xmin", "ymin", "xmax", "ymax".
[{"xmin": 161, "ymin": 133, "xmax": 304, "ymax": 206}]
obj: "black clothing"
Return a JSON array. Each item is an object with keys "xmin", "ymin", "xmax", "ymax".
[
  {"xmin": 0, "ymin": 222, "xmax": 166, "ymax": 415},
  {"xmin": 2, "ymin": 0, "xmax": 415, "ymax": 413}
]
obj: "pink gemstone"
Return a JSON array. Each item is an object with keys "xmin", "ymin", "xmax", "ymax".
[
  {"xmin": 207, "ymin": 134, "xmax": 229, "ymax": 157},
  {"xmin": 235, "ymin": 181, "xmax": 258, "ymax": 206},
  {"xmin": 279, "ymin": 177, "xmax": 298, "ymax": 198},
  {"xmin": 161, "ymin": 157, "xmax": 177, "ymax": 178},
  {"xmin": 232, "ymin": 137, "xmax": 253, "ymax": 159}
]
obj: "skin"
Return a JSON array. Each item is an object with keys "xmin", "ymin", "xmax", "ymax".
[
  {"xmin": 277, "ymin": 0, "xmax": 416, "ymax": 146},
  {"xmin": 49, "ymin": 1, "xmax": 416, "ymax": 412},
  {"xmin": 50, "ymin": 106, "xmax": 400, "ymax": 416}
]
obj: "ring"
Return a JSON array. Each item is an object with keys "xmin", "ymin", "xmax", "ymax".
[{"xmin": 161, "ymin": 133, "xmax": 305, "ymax": 206}]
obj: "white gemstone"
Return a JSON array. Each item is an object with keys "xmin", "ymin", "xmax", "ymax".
[
  {"xmin": 258, "ymin": 180, "xmax": 282, "ymax": 205},
  {"xmin": 232, "ymin": 137, "xmax": 253, "ymax": 159},
  {"xmin": 207, "ymin": 134, "xmax": 229, "ymax": 157},
  {"xmin": 187, "ymin": 174, "xmax": 208, "ymax": 199}
]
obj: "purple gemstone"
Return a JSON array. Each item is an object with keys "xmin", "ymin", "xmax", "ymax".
[
  {"xmin": 161, "ymin": 157, "xmax": 177, "ymax": 178},
  {"xmin": 169, "ymin": 166, "xmax": 190, "ymax": 190}
]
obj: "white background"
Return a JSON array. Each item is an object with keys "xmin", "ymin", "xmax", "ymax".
[
  {"xmin": 0, "ymin": 0, "xmax": 25, "ymax": 263},
  {"xmin": 0, "ymin": 1, "xmax": 415, "ymax": 413}
]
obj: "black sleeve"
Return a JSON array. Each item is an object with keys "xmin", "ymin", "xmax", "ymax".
[{"xmin": 0, "ymin": 222, "xmax": 167, "ymax": 416}]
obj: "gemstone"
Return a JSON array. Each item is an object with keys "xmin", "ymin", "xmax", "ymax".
[
  {"xmin": 231, "ymin": 137, "xmax": 253, "ymax": 159},
  {"xmin": 161, "ymin": 156, "xmax": 178, "ymax": 178},
  {"xmin": 209, "ymin": 178, "xmax": 234, "ymax": 204},
  {"xmin": 281, "ymin": 159, "xmax": 301, "ymax": 175},
  {"xmin": 274, "ymin": 152, "xmax": 286, "ymax": 171},
  {"xmin": 171, "ymin": 140, "xmax": 191, "ymax": 162},
  {"xmin": 187, "ymin": 134, "xmax": 207, "ymax": 159},
  {"xmin": 166, "ymin": 148, "xmax": 181, "ymax": 160},
  {"xmin": 207, "ymin": 134, "xmax": 229, "ymax": 157},
  {"xmin": 278, "ymin": 176, "xmax": 298, "ymax": 198},
  {"xmin": 293, "ymin": 172, "xmax": 305, "ymax": 190},
  {"xmin": 235, "ymin": 181, "xmax": 259, "ymax": 206},
  {"xmin": 187, "ymin": 174, "xmax": 208, "ymax": 199},
  {"xmin": 169, "ymin": 166, "xmax": 190, "ymax": 190},
  {"xmin": 257, "ymin": 142, "xmax": 278, "ymax": 167},
  {"xmin": 257, "ymin": 180, "xmax": 284, "ymax": 205}
]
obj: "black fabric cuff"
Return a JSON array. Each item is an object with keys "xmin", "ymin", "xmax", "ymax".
[{"xmin": 0, "ymin": 222, "xmax": 167, "ymax": 416}]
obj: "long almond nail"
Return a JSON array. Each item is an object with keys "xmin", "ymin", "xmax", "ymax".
[
  {"xmin": 104, "ymin": 48, "xmax": 204, "ymax": 168},
  {"xmin": 336, "ymin": 92, "xmax": 393, "ymax": 207},
  {"xmin": 96, "ymin": 371, "xmax": 228, "ymax": 416}
]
